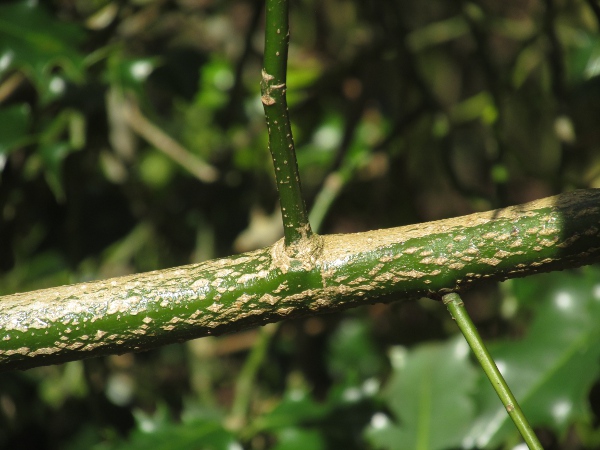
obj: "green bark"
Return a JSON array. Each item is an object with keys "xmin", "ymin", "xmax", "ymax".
[
  {"xmin": 261, "ymin": 0, "xmax": 312, "ymax": 247},
  {"xmin": 1, "ymin": 189, "xmax": 600, "ymax": 372}
]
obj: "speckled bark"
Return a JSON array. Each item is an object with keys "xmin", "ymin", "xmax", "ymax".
[
  {"xmin": 1, "ymin": 189, "xmax": 600, "ymax": 371},
  {"xmin": 261, "ymin": 0, "xmax": 312, "ymax": 247}
]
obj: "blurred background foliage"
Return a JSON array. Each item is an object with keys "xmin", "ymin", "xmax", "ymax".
[{"xmin": 1, "ymin": 0, "xmax": 600, "ymax": 448}]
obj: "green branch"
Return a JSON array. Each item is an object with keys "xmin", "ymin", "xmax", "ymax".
[
  {"xmin": 1, "ymin": 189, "xmax": 600, "ymax": 372},
  {"xmin": 443, "ymin": 293, "xmax": 543, "ymax": 450},
  {"xmin": 261, "ymin": 0, "xmax": 312, "ymax": 249}
]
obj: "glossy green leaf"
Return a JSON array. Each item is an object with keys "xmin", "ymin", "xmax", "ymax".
[
  {"xmin": 464, "ymin": 268, "xmax": 600, "ymax": 449},
  {"xmin": 104, "ymin": 406, "xmax": 238, "ymax": 450},
  {"xmin": 366, "ymin": 336, "xmax": 477, "ymax": 450},
  {"xmin": 272, "ymin": 427, "xmax": 326, "ymax": 450},
  {"xmin": 567, "ymin": 32, "xmax": 600, "ymax": 83},
  {"xmin": 0, "ymin": 103, "xmax": 30, "ymax": 155},
  {"xmin": 0, "ymin": 1, "xmax": 85, "ymax": 97}
]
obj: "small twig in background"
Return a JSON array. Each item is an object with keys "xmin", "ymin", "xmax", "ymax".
[
  {"xmin": 124, "ymin": 100, "xmax": 219, "ymax": 183},
  {"xmin": 227, "ymin": 323, "xmax": 278, "ymax": 430},
  {"xmin": 0, "ymin": 71, "xmax": 25, "ymax": 104}
]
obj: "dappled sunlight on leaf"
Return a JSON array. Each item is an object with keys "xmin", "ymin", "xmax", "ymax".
[
  {"xmin": 366, "ymin": 336, "xmax": 478, "ymax": 450},
  {"xmin": 464, "ymin": 268, "xmax": 600, "ymax": 448}
]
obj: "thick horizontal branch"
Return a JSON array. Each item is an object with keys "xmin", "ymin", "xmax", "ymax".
[{"xmin": 1, "ymin": 189, "xmax": 600, "ymax": 371}]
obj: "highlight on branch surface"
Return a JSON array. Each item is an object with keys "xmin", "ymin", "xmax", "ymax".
[{"xmin": 1, "ymin": 189, "xmax": 600, "ymax": 372}]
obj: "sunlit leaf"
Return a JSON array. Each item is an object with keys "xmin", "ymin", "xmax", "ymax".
[
  {"xmin": 566, "ymin": 31, "xmax": 600, "ymax": 83},
  {"xmin": 366, "ymin": 336, "xmax": 477, "ymax": 450},
  {"xmin": 327, "ymin": 318, "xmax": 385, "ymax": 382},
  {"xmin": 464, "ymin": 268, "xmax": 600, "ymax": 449},
  {"xmin": 272, "ymin": 427, "xmax": 326, "ymax": 450},
  {"xmin": 103, "ymin": 405, "xmax": 238, "ymax": 450}
]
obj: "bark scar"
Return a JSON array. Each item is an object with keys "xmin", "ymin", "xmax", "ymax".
[
  {"xmin": 261, "ymin": 69, "xmax": 285, "ymax": 106},
  {"xmin": 270, "ymin": 232, "xmax": 324, "ymax": 274}
]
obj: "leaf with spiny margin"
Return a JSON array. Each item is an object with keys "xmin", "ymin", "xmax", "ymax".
[
  {"xmin": 0, "ymin": 1, "xmax": 85, "ymax": 101},
  {"xmin": 365, "ymin": 336, "xmax": 478, "ymax": 450},
  {"xmin": 463, "ymin": 268, "xmax": 600, "ymax": 449}
]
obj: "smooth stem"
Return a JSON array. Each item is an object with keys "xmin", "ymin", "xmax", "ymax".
[
  {"xmin": 443, "ymin": 293, "xmax": 543, "ymax": 450},
  {"xmin": 262, "ymin": 0, "xmax": 312, "ymax": 248}
]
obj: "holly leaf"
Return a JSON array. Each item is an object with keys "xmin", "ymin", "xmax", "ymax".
[
  {"xmin": 463, "ymin": 268, "xmax": 600, "ymax": 448},
  {"xmin": 366, "ymin": 336, "xmax": 478, "ymax": 450},
  {"xmin": 0, "ymin": 1, "xmax": 85, "ymax": 100}
]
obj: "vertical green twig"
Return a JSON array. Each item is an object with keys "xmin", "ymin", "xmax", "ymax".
[
  {"xmin": 443, "ymin": 293, "xmax": 543, "ymax": 450},
  {"xmin": 262, "ymin": 0, "xmax": 312, "ymax": 248},
  {"xmin": 228, "ymin": 323, "xmax": 278, "ymax": 430}
]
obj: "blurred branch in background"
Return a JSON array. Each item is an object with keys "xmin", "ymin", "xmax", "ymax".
[{"xmin": 124, "ymin": 99, "xmax": 219, "ymax": 183}]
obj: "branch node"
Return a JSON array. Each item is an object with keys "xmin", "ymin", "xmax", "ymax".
[
  {"xmin": 260, "ymin": 69, "xmax": 286, "ymax": 106},
  {"xmin": 271, "ymin": 231, "xmax": 324, "ymax": 273}
]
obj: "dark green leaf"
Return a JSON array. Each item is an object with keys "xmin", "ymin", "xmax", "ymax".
[
  {"xmin": 0, "ymin": 1, "xmax": 85, "ymax": 98},
  {"xmin": 464, "ymin": 268, "xmax": 600, "ymax": 448}
]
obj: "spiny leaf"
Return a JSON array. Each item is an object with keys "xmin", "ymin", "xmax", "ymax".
[
  {"xmin": 0, "ymin": 0, "xmax": 85, "ymax": 100},
  {"xmin": 366, "ymin": 336, "xmax": 478, "ymax": 450},
  {"xmin": 463, "ymin": 268, "xmax": 600, "ymax": 449}
]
